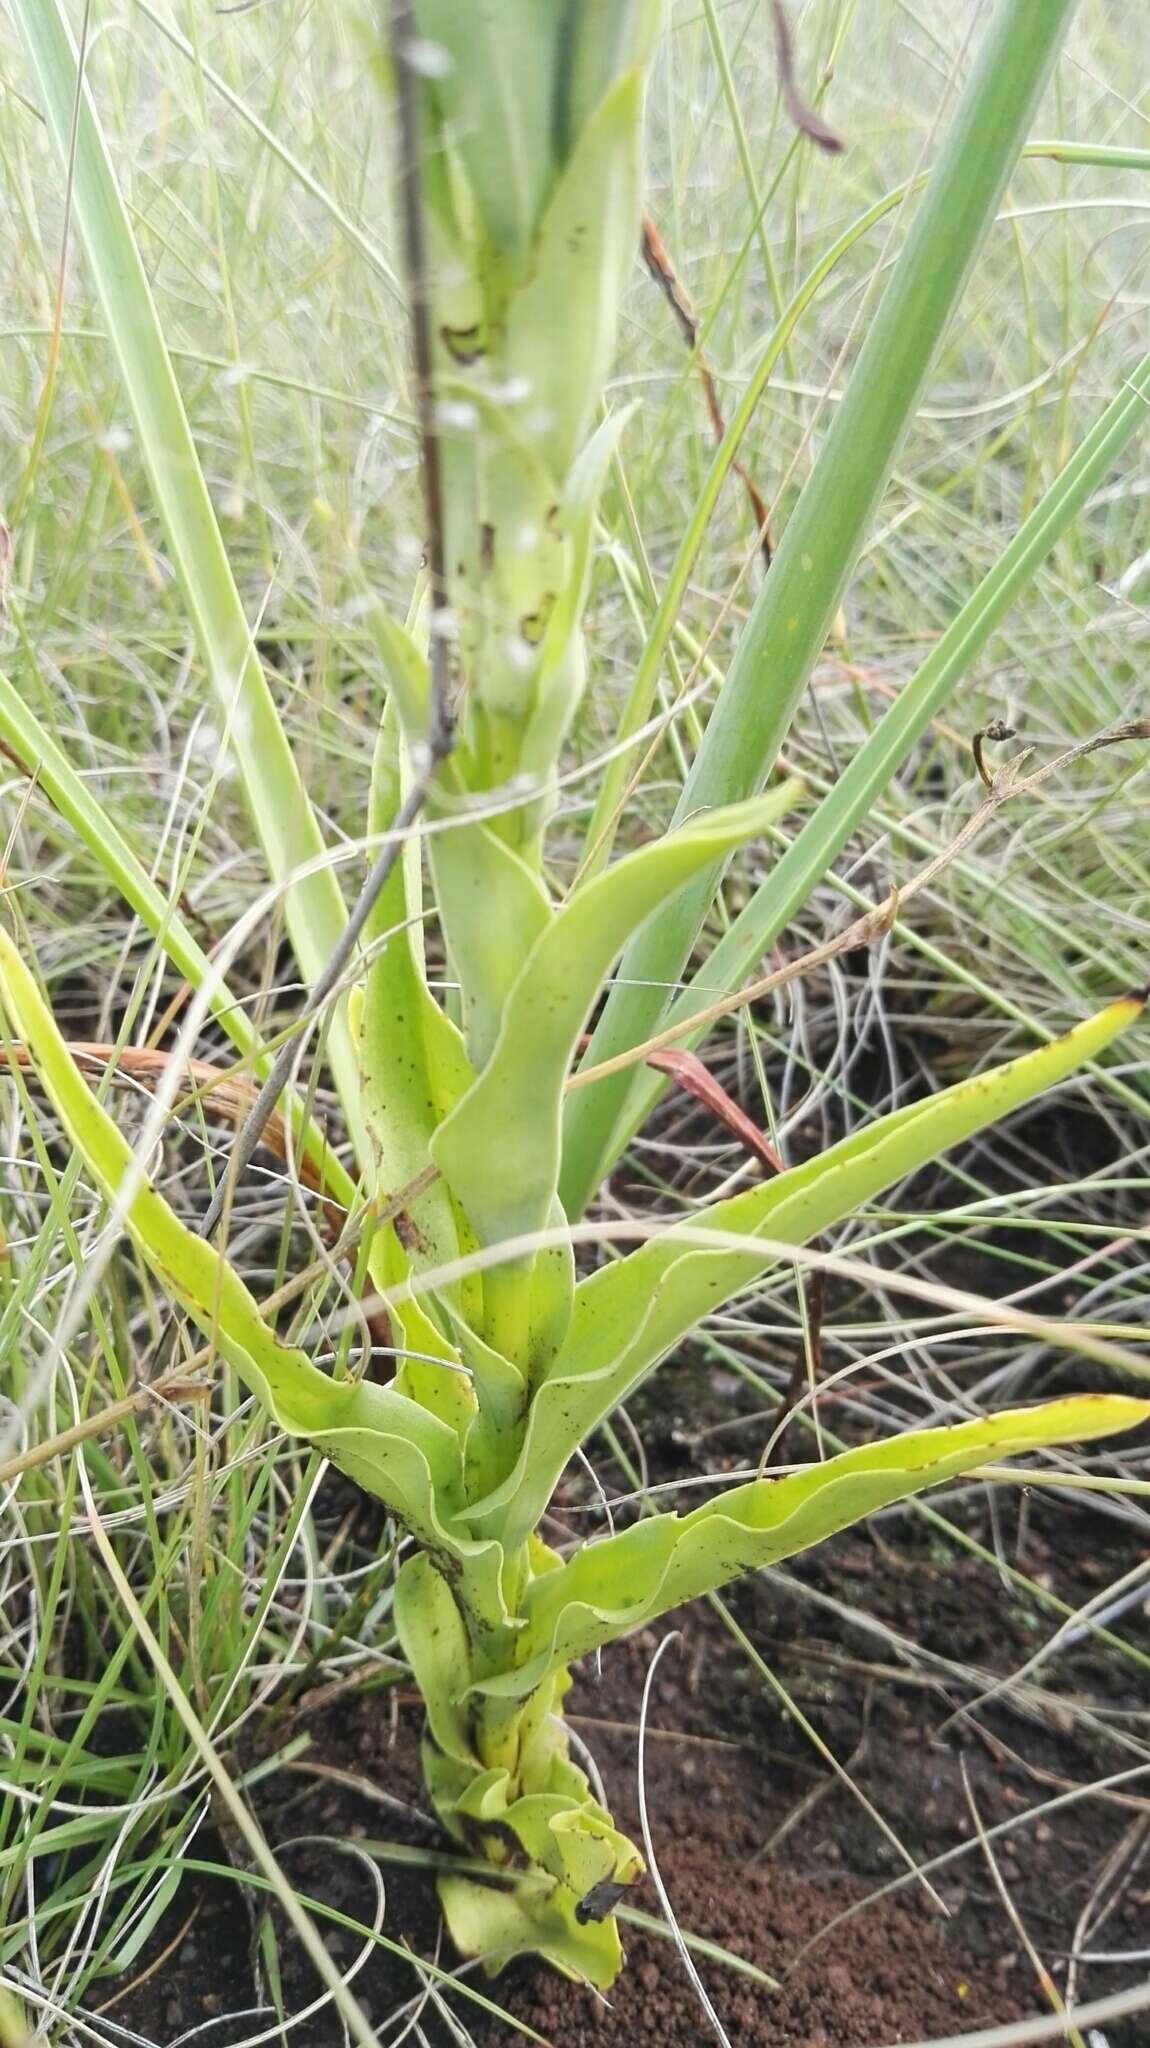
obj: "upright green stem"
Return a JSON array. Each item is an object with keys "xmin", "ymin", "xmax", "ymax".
[{"xmin": 562, "ymin": 0, "xmax": 1078, "ymax": 1217}]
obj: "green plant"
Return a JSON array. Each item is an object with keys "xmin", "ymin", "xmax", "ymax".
[{"xmin": 4, "ymin": 0, "xmax": 1150, "ymax": 1998}]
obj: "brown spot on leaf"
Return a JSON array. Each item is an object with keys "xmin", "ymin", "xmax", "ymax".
[
  {"xmin": 520, "ymin": 595, "xmax": 555, "ymax": 647},
  {"xmin": 440, "ymin": 324, "xmax": 485, "ymax": 365}
]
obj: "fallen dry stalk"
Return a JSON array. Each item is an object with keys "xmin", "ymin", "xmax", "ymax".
[{"xmin": 0, "ymin": 1369, "xmax": 212, "ymax": 1487}]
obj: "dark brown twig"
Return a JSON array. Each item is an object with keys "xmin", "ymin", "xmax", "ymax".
[
  {"xmin": 642, "ymin": 213, "xmax": 774, "ymax": 566},
  {"xmin": 972, "ymin": 717, "xmax": 1016, "ymax": 789},
  {"xmin": 198, "ymin": 0, "xmax": 454, "ymax": 1244},
  {"xmin": 767, "ymin": 0, "xmax": 844, "ymax": 154},
  {"xmin": 391, "ymin": 0, "xmax": 454, "ymax": 751}
]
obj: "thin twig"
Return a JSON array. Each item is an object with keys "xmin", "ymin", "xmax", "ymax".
[
  {"xmin": 972, "ymin": 717, "xmax": 1017, "ymax": 789},
  {"xmin": 637, "ymin": 1632, "xmax": 736, "ymax": 2047},
  {"xmin": 0, "ymin": 1371, "xmax": 211, "ymax": 1487},
  {"xmin": 768, "ymin": 1266, "xmax": 824, "ymax": 1469},
  {"xmin": 642, "ymin": 213, "xmax": 774, "ymax": 565},
  {"xmin": 570, "ymin": 720, "xmax": 1150, "ymax": 1091},
  {"xmin": 767, "ymin": 0, "xmax": 844, "ymax": 154},
  {"xmin": 199, "ymin": 0, "xmax": 454, "ymax": 1242}
]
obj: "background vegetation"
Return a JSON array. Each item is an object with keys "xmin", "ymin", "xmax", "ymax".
[{"xmin": 1, "ymin": 0, "xmax": 1148, "ymax": 2039}]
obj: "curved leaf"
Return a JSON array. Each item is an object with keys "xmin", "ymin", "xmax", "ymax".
[
  {"xmin": 519, "ymin": 406, "xmax": 634, "ymax": 784},
  {"xmin": 478, "ymin": 1396, "xmax": 1150, "ymax": 1699},
  {"xmin": 0, "ymin": 929, "xmax": 471, "ymax": 1556},
  {"xmin": 462, "ymin": 992, "xmax": 1146, "ymax": 1548},
  {"xmin": 432, "ymin": 785, "xmax": 802, "ymax": 1262},
  {"xmin": 428, "ymin": 820, "xmax": 551, "ymax": 1069},
  {"xmin": 359, "ymin": 715, "xmax": 481, "ymax": 1323},
  {"xmin": 505, "ymin": 69, "xmax": 644, "ymax": 478}
]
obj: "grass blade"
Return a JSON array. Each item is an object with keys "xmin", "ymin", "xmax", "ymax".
[
  {"xmin": 11, "ymin": 0, "xmax": 364, "ymax": 1149},
  {"xmin": 564, "ymin": 0, "xmax": 1077, "ymax": 1210},
  {"xmin": 563, "ymin": 345, "xmax": 1150, "ymax": 1193}
]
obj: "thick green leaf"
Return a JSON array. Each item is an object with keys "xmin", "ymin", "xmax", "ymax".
[
  {"xmin": 436, "ymin": 383, "xmax": 569, "ymax": 779},
  {"xmin": 465, "ymin": 994, "xmax": 1145, "ymax": 1549},
  {"xmin": 413, "ymin": 0, "xmax": 562, "ymax": 282},
  {"xmin": 0, "ymin": 929, "xmax": 468, "ymax": 1555},
  {"xmin": 428, "ymin": 822, "xmax": 551, "ymax": 1069},
  {"xmin": 394, "ymin": 1553, "xmax": 477, "ymax": 1768},
  {"xmin": 481, "ymin": 1396, "xmax": 1150, "ymax": 1698},
  {"xmin": 403, "ymin": 1605, "xmax": 641, "ymax": 1986},
  {"xmin": 438, "ymin": 1860, "xmax": 623, "ymax": 1988},
  {"xmin": 505, "ymin": 69, "xmax": 644, "ymax": 479},
  {"xmin": 519, "ymin": 407, "xmax": 634, "ymax": 786},
  {"xmin": 432, "ymin": 786, "xmax": 802, "ymax": 1264},
  {"xmin": 361, "ymin": 598, "xmax": 432, "ymax": 746},
  {"xmin": 359, "ymin": 717, "xmax": 480, "ymax": 1305},
  {"xmin": 557, "ymin": 0, "xmax": 664, "ymax": 155}
]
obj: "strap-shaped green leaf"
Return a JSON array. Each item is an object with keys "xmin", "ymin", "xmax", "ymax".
[
  {"xmin": 0, "ymin": 929, "xmax": 470, "ymax": 1557},
  {"xmin": 428, "ymin": 821, "xmax": 552, "ymax": 1069},
  {"xmin": 361, "ymin": 598, "xmax": 432, "ymax": 747},
  {"xmin": 394, "ymin": 1553, "xmax": 478, "ymax": 1768},
  {"xmin": 505, "ymin": 69, "xmax": 645, "ymax": 479},
  {"xmin": 478, "ymin": 1395, "xmax": 1150, "ymax": 1699},
  {"xmin": 438, "ymin": 382, "xmax": 570, "ymax": 757},
  {"xmin": 557, "ymin": 0, "xmax": 665, "ymax": 156},
  {"xmin": 523, "ymin": 406, "xmax": 635, "ymax": 767},
  {"xmin": 431, "ymin": 786, "xmax": 802, "ymax": 1261},
  {"xmin": 359, "ymin": 716, "xmax": 482, "ymax": 1326},
  {"xmin": 413, "ymin": 0, "xmax": 563, "ymax": 284},
  {"xmin": 462, "ymin": 992, "xmax": 1145, "ymax": 1548}
]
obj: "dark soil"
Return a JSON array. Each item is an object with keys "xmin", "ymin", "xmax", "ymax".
[
  {"xmin": 101, "ymin": 1466, "xmax": 1150, "ymax": 2048},
  {"xmin": 89, "ymin": 1054, "xmax": 1150, "ymax": 2045}
]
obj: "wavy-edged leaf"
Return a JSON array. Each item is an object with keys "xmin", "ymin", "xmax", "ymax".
[
  {"xmin": 438, "ymin": 1860, "xmax": 623, "ymax": 1989},
  {"xmin": 432, "ymin": 786, "xmax": 802, "ymax": 1264},
  {"xmin": 0, "ymin": 929, "xmax": 468, "ymax": 1556},
  {"xmin": 394, "ymin": 1552, "xmax": 477, "ymax": 1767},
  {"xmin": 433, "ymin": 1654, "xmax": 641, "ymax": 1987},
  {"xmin": 463, "ymin": 993, "xmax": 1145, "ymax": 1548},
  {"xmin": 478, "ymin": 1396, "xmax": 1150, "ymax": 1699}
]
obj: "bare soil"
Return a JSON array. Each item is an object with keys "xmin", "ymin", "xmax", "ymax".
[
  {"xmin": 88, "ymin": 1055, "xmax": 1150, "ymax": 2045},
  {"xmin": 102, "ymin": 1466, "xmax": 1150, "ymax": 2047}
]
